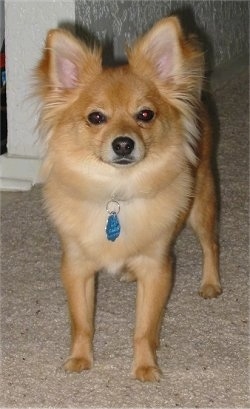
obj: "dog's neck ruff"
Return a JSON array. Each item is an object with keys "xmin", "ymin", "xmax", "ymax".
[{"xmin": 105, "ymin": 199, "xmax": 121, "ymax": 242}]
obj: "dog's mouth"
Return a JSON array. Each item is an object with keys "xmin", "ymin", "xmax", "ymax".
[{"xmin": 112, "ymin": 157, "xmax": 136, "ymax": 166}]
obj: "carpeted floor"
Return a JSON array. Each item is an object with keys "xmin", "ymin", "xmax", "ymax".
[{"xmin": 1, "ymin": 68, "xmax": 249, "ymax": 408}]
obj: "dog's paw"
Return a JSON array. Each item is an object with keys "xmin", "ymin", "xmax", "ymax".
[
  {"xmin": 63, "ymin": 357, "xmax": 92, "ymax": 373},
  {"xmin": 199, "ymin": 283, "xmax": 222, "ymax": 299},
  {"xmin": 132, "ymin": 365, "xmax": 161, "ymax": 382},
  {"xmin": 120, "ymin": 270, "xmax": 136, "ymax": 282}
]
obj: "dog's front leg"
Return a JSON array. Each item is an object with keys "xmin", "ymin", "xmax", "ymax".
[
  {"xmin": 132, "ymin": 254, "xmax": 172, "ymax": 382},
  {"xmin": 60, "ymin": 246, "xmax": 95, "ymax": 372}
]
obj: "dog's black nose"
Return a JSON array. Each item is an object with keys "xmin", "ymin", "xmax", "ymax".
[{"xmin": 112, "ymin": 137, "xmax": 135, "ymax": 156}]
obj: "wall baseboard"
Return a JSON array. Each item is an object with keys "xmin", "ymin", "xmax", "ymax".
[{"xmin": 0, "ymin": 155, "xmax": 42, "ymax": 191}]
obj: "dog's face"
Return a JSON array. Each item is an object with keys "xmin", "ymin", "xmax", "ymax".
[
  {"xmin": 36, "ymin": 17, "xmax": 204, "ymax": 191},
  {"xmin": 64, "ymin": 66, "xmax": 178, "ymax": 168}
]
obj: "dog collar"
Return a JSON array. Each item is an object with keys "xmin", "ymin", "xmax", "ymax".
[{"xmin": 105, "ymin": 199, "xmax": 121, "ymax": 242}]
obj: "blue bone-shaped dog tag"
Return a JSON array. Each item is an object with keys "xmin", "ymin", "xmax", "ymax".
[{"xmin": 106, "ymin": 213, "xmax": 121, "ymax": 241}]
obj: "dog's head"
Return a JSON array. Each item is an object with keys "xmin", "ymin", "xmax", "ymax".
[{"xmin": 36, "ymin": 17, "xmax": 204, "ymax": 191}]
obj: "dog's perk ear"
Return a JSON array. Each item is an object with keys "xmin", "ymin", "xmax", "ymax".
[
  {"xmin": 127, "ymin": 16, "xmax": 204, "ymax": 94},
  {"xmin": 35, "ymin": 30, "xmax": 102, "ymax": 136},
  {"xmin": 36, "ymin": 29, "xmax": 102, "ymax": 91}
]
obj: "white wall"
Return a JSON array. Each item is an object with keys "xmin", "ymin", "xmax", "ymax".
[
  {"xmin": 0, "ymin": 0, "xmax": 75, "ymax": 190},
  {"xmin": 0, "ymin": 1, "xmax": 4, "ymax": 48}
]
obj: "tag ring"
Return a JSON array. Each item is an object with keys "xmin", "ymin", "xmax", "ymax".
[{"xmin": 106, "ymin": 199, "xmax": 120, "ymax": 215}]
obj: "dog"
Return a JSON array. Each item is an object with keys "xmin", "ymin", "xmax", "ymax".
[{"xmin": 35, "ymin": 16, "xmax": 222, "ymax": 382}]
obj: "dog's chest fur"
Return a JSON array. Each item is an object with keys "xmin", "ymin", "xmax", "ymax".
[{"xmin": 45, "ymin": 168, "xmax": 191, "ymax": 271}]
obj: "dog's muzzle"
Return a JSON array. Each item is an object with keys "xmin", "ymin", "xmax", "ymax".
[{"xmin": 101, "ymin": 134, "xmax": 145, "ymax": 166}]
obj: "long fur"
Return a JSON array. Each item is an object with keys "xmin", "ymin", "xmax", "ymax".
[{"xmin": 35, "ymin": 16, "xmax": 221, "ymax": 382}]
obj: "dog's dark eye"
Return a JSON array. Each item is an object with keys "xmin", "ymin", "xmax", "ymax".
[
  {"xmin": 136, "ymin": 109, "xmax": 155, "ymax": 123},
  {"xmin": 88, "ymin": 111, "xmax": 107, "ymax": 125}
]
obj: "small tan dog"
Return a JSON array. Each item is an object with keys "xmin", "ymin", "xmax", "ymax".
[{"xmin": 36, "ymin": 16, "xmax": 222, "ymax": 382}]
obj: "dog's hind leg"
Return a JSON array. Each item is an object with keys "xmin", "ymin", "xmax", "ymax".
[{"xmin": 188, "ymin": 166, "xmax": 222, "ymax": 299}]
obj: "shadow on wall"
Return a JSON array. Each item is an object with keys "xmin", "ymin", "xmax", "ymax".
[
  {"xmin": 60, "ymin": 6, "xmax": 214, "ymax": 69},
  {"xmin": 73, "ymin": 0, "xmax": 248, "ymax": 69},
  {"xmin": 170, "ymin": 6, "xmax": 214, "ymax": 74},
  {"xmin": 58, "ymin": 20, "xmax": 123, "ymax": 66}
]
